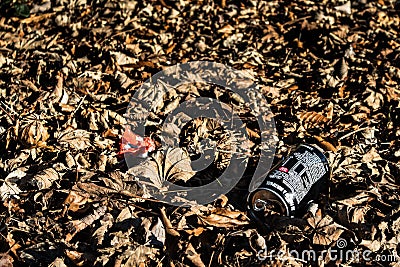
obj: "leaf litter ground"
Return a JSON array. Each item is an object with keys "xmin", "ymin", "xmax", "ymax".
[{"xmin": 0, "ymin": 0, "xmax": 399, "ymax": 266}]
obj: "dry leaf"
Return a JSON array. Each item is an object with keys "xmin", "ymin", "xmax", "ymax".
[
  {"xmin": 56, "ymin": 128, "xmax": 91, "ymax": 150},
  {"xmin": 299, "ymin": 111, "xmax": 330, "ymax": 127},
  {"xmin": 48, "ymin": 257, "xmax": 67, "ymax": 267},
  {"xmin": 0, "ymin": 169, "xmax": 26, "ymax": 200},
  {"xmin": 128, "ymin": 147, "xmax": 195, "ymax": 190},
  {"xmin": 20, "ymin": 120, "xmax": 49, "ymax": 147},
  {"xmin": 198, "ymin": 207, "xmax": 249, "ymax": 228},
  {"xmin": 63, "ymin": 190, "xmax": 90, "ymax": 213},
  {"xmin": 334, "ymin": 1, "xmax": 352, "ymax": 15},
  {"xmin": 65, "ymin": 250, "xmax": 95, "ymax": 266},
  {"xmin": 365, "ymin": 91, "xmax": 384, "ymax": 110},
  {"xmin": 360, "ymin": 240, "xmax": 381, "ymax": 252},
  {"xmin": 334, "ymin": 58, "xmax": 348, "ymax": 80},
  {"xmin": 184, "ymin": 227, "xmax": 206, "ymax": 237},
  {"xmin": 362, "ymin": 147, "xmax": 382, "ymax": 162},
  {"xmin": 313, "ymin": 136, "xmax": 338, "ymax": 152},
  {"xmin": 160, "ymin": 207, "xmax": 180, "ymax": 237},
  {"xmin": 185, "ymin": 243, "xmax": 206, "ymax": 267},
  {"xmin": 92, "ymin": 213, "xmax": 114, "ymax": 245},
  {"xmin": 0, "ymin": 254, "xmax": 14, "ymax": 267},
  {"xmin": 124, "ymin": 245, "xmax": 159, "ymax": 267},
  {"xmin": 66, "ymin": 206, "xmax": 107, "ymax": 242},
  {"xmin": 32, "ymin": 168, "xmax": 59, "ymax": 190},
  {"xmin": 306, "ymin": 210, "xmax": 345, "ymax": 246}
]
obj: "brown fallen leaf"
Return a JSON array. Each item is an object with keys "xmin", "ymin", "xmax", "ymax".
[
  {"xmin": 299, "ymin": 111, "xmax": 330, "ymax": 127},
  {"xmin": 287, "ymin": 84, "xmax": 299, "ymax": 92},
  {"xmin": 185, "ymin": 243, "xmax": 206, "ymax": 267},
  {"xmin": 362, "ymin": 147, "xmax": 382, "ymax": 162},
  {"xmin": 334, "ymin": 1, "xmax": 352, "ymax": 15},
  {"xmin": 160, "ymin": 207, "xmax": 180, "ymax": 237},
  {"xmin": 65, "ymin": 250, "xmax": 95, "ymax": 266},
  {"xmin": 128, "ymin": 147, "xmax": 195, "ymax": 192},
  {"xmin": 48, "ymin": 257, "xmax": 67, "ymax": 267},
  {"xmin": 63, "ymin": 190, "xmax": 90, "ymax": 213},
  {"xmin": 333, "ymin": 57, "xmax": 349, "ymax": 80},
  {"xmin": 19, "ymin": 120, "xmax": 49, "ymax": 147},
  {"xmin": 184, "ymin": 227, "xmax": 206, "ymax": 237},
  {"xmin": 32, "ymin": 168, "xmax": 59, "ymax": 190},
  {"xmin": 66, "ymin": 206, "xmax": 107, "ymax": 242},
  {"xmin": 0, "ymin": 254, "xmax": 14, "ymax": 267},
  {"xmin": 218, "ymin": 24, "xmax": 234, "ymax": 35},
  {"xmin": 338, "ymin": 84, "xmax": 349, "ymax": 98},
  {"xmin": 198, "ymin": 207, "xmax": 249, "ymax": 228},
  {"xmin": 360, "ymin": 240, "xmax": 381, "ymax": 252},
  {"xmin": 123, "ymin": 244, "xmax": 159, "ymax": 267},
  {"xmin": 165, "ymin": 43, "xmax": 176, "ymax": 54},
  {"xmin": 306, "ymin": 210, "xmax": 345, "ymax": 246},
  {"xmin": 337, "ymin": 205, "xmax": 368, "ymax": 224},
  {"xmin": 313, "ymin": 135, "xmax": 338, "ymax": 152},
  {"xmin": 6, "ymin": 232, "xmax": 21, "ymax": 258},
  {"xmin": 246, "ymin": 127, "xmax": 260, "ymax": 139},
  {"xmin": 50, "ymin": 73, "xmax": 69, "ymax": 104},
  {"xmin": 215, "ymin": 194, "xmax": 228, "ymax": 208},
  {"xmin": 56, "ymin": 128, "xmax": 92, "ymax": 150}
]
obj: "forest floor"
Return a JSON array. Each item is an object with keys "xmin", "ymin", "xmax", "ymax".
[{"xmin": 0, "ymin": 0, "xmax": 399, "ymax": 266}]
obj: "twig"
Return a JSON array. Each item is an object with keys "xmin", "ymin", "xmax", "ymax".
[
  {"xmin": 0, "ymin": 100, "xmax": 18, "ymax": 117},
  {"xmin": 208, "ymin": 250, "xmax": 215, "ymax": 267},
  {"xmin": 338, "ymin": 127, "xmax": 369, "ymax": 141},
  {"xmin": 0, "ymin": 103, "xmax": 15, "ymax": 122},
  {"xmin": 70, "ymin": 95, "xmax": 87, "ymax": 118},
  {"xmin": 282, "ymin": 16, "xmax": 312, "ymax": 26}
]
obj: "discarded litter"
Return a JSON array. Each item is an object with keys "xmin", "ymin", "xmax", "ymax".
[
  {"xmin": 248, "ymin": 144, "xmax": 330, "ymax": 218},
  {"xmin": 118, "ymin": 127, "xmax": 156, "ymax": 159}
]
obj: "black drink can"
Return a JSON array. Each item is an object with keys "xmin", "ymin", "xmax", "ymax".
[{"xmin": 248, "ymin": 144, "xmax": 330, "ymax": 218}]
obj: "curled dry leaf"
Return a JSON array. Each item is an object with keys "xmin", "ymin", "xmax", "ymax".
[
  {"xmin": 51, "ymin": 74, "xmax": 69, "ymax": 104},
  {"xmin": 66, "ymin": 206, "xmax": 107, "ymax": 242},
  {"xmin": 215, "ymin": 194, "xmax": 229, "ymax": 208},
  {"xmin": 299, "ymin": 111, "xmax": 329, "ymax": 127},
  {"xmin": 160, "ymin": 206, "xmax": 180, "ymax": 237},
  {"xmin": 185, "ymin": 243, "xmax": 206, "ymax": 267},
  {"xmin": 32, "ymin": 168, "xmax": 59, "ymax": 190},
  {"xmin": 65, "ymin": 250, "xmax": 95, "ymax": 267},
  {"xmin": 20, "ymin": 120, "xmax": 49, "ymax": 147},
  {"xmin": 246, "ymin": 127, "xmax": 260, "ymax": 139},
  {"xmin": 198, "ymin": 207, "xmax": 249, "ymax": 228},
  {"xmin": 333, "ymin": 57, "xmax": 348, "ymax": 80},
  {"xmin": 313, "ymin": 135, "xmax": 338, "ymax": 152},
  {"xmin": 365, "ymin": 90, "xmax": 384, "ymax": 110},
  {"xmin": 63, "ymin": 190, "xmax": 90, "ymax": 213}
]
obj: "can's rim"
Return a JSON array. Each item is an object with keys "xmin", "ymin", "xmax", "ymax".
[{"xmin": 247, "ymin": 188, "xmax": 290, "ymax": 217}]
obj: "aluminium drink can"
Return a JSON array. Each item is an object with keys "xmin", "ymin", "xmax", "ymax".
[{"xmin": 248, "ymin": 144, "xmax": 330, "ymax": 218}]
